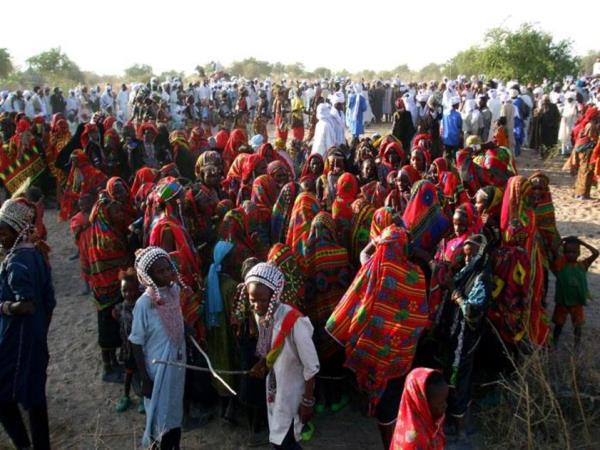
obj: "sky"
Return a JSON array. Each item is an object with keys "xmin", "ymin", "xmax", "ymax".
[{"xmin": 4, "ymin": 0, "xmax": 599, "ymax": 76}]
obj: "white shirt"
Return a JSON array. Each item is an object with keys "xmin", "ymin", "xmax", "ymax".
[{"xmin": 265, "ymin": 304, "xmax": 319, "ymax": 445}]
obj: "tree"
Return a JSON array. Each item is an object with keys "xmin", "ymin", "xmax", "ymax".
[
  {"xmin": 228, "ymin": 58, "xmax": 272, "ymax": 79},
  {"xmin": 159, "ymin": 70, "xmax": 185, "ymax": 80},
  {"xmin": 445, "ymin": 47, "xmax": 485, "ymax": 79},
  {"xmin": 0, "ymin": 48, "xmax": 14, "ymax": 79},
  {"xmin": 124, "ymin": 64, "xmax": 155, "ymax": 82},
  {"xmin": 580, "ymin": 50, "xmax": 600, "ymax": 75},
  {"xmin": 284, "ymin": 63, "xmax": 306, "ymax": 78},
  {"xmin": 476, "ymin": 23, "xmax": 579, "ymax": 84},
  {"xmin": 26, "ymin": 48, "xmax": 83, "ymax": 83},
  {"xmin": 313, "ymin": 67, "xmax": 332, "ymax": 79},
  {"xmin": 194, "ymin": 65, "xmax": 206, "ymax": 78},
  {"xmin": 418, "ymin": 63, "xmax": 443, "ymax": 81}
]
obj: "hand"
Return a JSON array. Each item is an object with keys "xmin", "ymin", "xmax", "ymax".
[
  {"xmin": 249, "ymin": 358, "xmax": 268, "ymax": 379},
  {"xmin": 299, "ymin": 403, "xmax": 314, "ymax": 424},
  {"xmin": 141, "ymin": 376, "xmax": 154, "ymax": 398},
  {"xmin": 10, "ymin": 301, "xmax": 36, "ymax": 315},
  {"xmin": 451, "ymin": 290, "xmax": 463, "ymax": 305}
]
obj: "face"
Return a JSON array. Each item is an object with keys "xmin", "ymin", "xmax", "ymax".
[
  {"xmin": 247, "ymin": 282, "xmax": 273, "ymax": 317},
  {"xmin": 254, "ymin": 160, "xmax": 268, "ymax": 177},
  {"xmin": 121, "ymin": 279, "xmax": 140, "ymax": 303},
  {"xmin": 111, "ymin": 181, "xmax": 129, "ymax": 203},
  {"xmin": 386, "ymin": 149, "xmax": 400, "ymax": 166},
  {"xmin": 202, "ymin": 166, "xmax": 221, "ymax": 188},
  {"xmin": 361, "ymin": 159, "xmax": 376, "ymax": 180},
  {"xmin": 273, "ymin": 169, "xmax": 290, "ymax": 187},
  {"xmin": 463, "ymin": 242, "xmax": 479, "ymax": 265},
  {"xmin": 411, "ymin": 152, "xmax": 425, "ymax": 172},
  {"xmin": 452, "ymin": 212, "xmax": 468, "ymax": 237},
  {"xmin": 529, "ymin": 177, "xmax": 545, "ymax": 206},
  {"xmin": 397, "ymin": 171, "xmax": 411, "ymax": 192},
  {"xmin": 0, "ymin": 222, "xmax": 17, "ymax": 250},
  {"xmin": 149, "ymin": 256, "xmax": 177, "ymax": 288},
  {"xmin": 564, "ymin": 242, "xmax": 580, "ymax": 263},
  {"xmin": 428, "ymin": 384, "xmax": 449, "ymax": 421},
  {"xmin": 301, "ymin": 178, "xmax": 316, "ymax": 193},
  {"xmin": 475, "ymin": 191, "xmax": 487, "ymax": 216},
  {"xmin": 330, "ymin": 156, "xmax": 345, "ymax": 175}
]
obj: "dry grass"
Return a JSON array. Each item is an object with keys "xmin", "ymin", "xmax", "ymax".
[{"xmin": 477, "ymin": 326, "xmax": 600, "ymax": 450}]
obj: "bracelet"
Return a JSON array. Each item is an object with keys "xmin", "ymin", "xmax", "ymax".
[
  {"xmin": 301, "ymin": 397, "xmax": 315, "ymax": 407},
  {"xmin": 0, "ymin": 302, "xmax": 12, "ymax": 316}
]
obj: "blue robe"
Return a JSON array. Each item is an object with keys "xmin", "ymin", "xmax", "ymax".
[
  {"xmin": 347, "ymin": 94, "xmax": 367, "ymax": 138},
  {"xmin": 0, "ymin": 245, "xmax": 55, "ymax": 409}
]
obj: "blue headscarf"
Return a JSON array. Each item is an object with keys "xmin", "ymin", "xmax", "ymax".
[
  {"xmin": 249, "ymin": 134, "xmax": 264, "ymax": 151},
  {"xmin": 206, "ymin": 240, "xmax": 234, "ymax": 328}
]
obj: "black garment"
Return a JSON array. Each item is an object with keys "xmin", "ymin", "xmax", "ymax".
[
  {"xmin": 175, "ymin": 147, "xmax": 196, "ymax": 181},
  {"xmin": 50, "ymin": 93, "xmax": 66, "ymax": 114},
  {"xmin": 56, "ymin": 123, "xmax": 85, "ymax": 172},
  {"xmin": 392, "ymin": 110, "xmax": 416, "ymax": 152},
  {"xmin": 272, "ymin": 421, "xmax": 302, "ymax": 450},
  {"xmin": 86, "ymin": 141, "xmax": 104, "ymax": 168},
  {"xmin": 537, "ymin": 103, "xmax": 561, "ymax": 148},
  {"xmin": 0, "ymin": 400, "xmax": 50, "ymax": 450},
  {"xmin": 97, "ymin": 305, "xmax": 122, "ymax": 350},
  {"xmin": 152, "ymin": 427, "xmax": 181, "ymax": 450},
  {"xmin": 375, "ymin": 377, "xmax": 404, "ymax": 425}
]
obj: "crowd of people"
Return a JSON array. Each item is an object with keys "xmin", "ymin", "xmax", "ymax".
[{"xmin": 0, "ymin": 70, "xmax": 599, "ymax": 450}]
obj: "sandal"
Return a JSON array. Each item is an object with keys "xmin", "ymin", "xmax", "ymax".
[
  {"xmin": 115, "ymin": 396, "xmax": 131, "ymax": 412},
  {"xmin": 301, "ymin": 421, "xmax": 315, "ymax": 442},
  {"xmin": 331, "ymin": 394, "xmax": 350, "ymax": 413}
]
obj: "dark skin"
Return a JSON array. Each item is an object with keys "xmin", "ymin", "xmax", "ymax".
[
  {"xmin": 452, "ymin": 212, "xmax": 468, "ymax": 237},
  {"xmin": 329, "ymin": 156, "xmax": 345, "ymax": 176},
  {"xmin": 247, "ymin": 282, "xmax": 315, "ymax": 425},
  {"xmin": 272, "ymin": 168, "xmax": 290, "ymax": 188},
  {"xmin": 201, "ymin": 166, "xmax": 222, "ymax": 189},
  {"xmin": 397, "ymin": 171, "xmax": 412, "ymax": 193},
  {"xmin": 0, "ymin": 222, "xmax": 36, "ymax": 316},
  {"xmin": 529, "ymin": 176, "xmax": 546, "ymax": 207},
  {"xmin": 428, "ymin": 383, "xmax": 449, "ymax": 421},
  {"xmin": 309, "ymin": 157, "xmax": 324, "ymax": 176},
  {"xmin": 411, "ymin": 152, "xmax": 426, "ymax": 173},
  {"xmin": 110, "ymin": 180, "xmax": 129, "ymax": 204},
  {"xmin": 360, "ymin": 159, "xmax": 377, "ymax": 183},
  {"xmin": 131, "ymin": 257, "xmax": 178, "ymax": 398}
]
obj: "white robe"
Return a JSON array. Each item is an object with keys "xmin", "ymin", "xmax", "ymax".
[
  {"xmin": 558, "ymin": 102, "xmax": 578, "ymax": 145},
  {"xmin": 312, "ymin": 104, "xmax": 337, "ymax": 156}
]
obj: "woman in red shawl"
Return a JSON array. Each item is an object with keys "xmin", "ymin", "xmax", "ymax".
[
  {"xmin": 385, "ymin": 165, "xmax": 421, "ymax": 215},
  {"xmin": 105, "ymin": 177, "xmax": 137, "ymax": 230},
  {"xmin": 489, "ymin": 176, "xmax": 549, "ymax": 346},
  {"xmin": 87, "ymin": 192, "xmax": 131, "ymax": 381},
  {"xmin": 271, "ymin": 181, "xmax": 301, "ymax": 244},
  {"xmin": 300, "ymin": 153, "xmax": 325, "ymax": 180},
  {"xmin": 402, "ymin": 180, "xmax": 450, "ymax": 255},
  {"xmin": 60, "ymin": 149, "xmax": 108, "ymax": 221},
  {"xmin": 222, "ymin": 128, "xmax": 247, "ymax": 171},
  {"xmin": 410, "ymin": 147, "xmax": 429, "ymax": 178},
  {"xmin": 267, "ymin": 160, "xmax": 291, "ymax": 188},
  {"xmin": 369, "ymin": 206, "xmax": 396, "ymax": 241},
  {"xmin": 46, "ymin": 117, "xmax": 71, "ymax": 202},
  {"xmin": 130, "ymin": 166, "xmax": 158, "ymax": 198},
  {"xmin": 349, "ymin": 198, "xmax": 376, "ymax": 265},
  {"xmin": 189, "ymin": 126, "xmax": 210, "ymax": 158},
  {"xmin": 219, "ymin": 207, "xmax": 256, "ymax": 269},
  {"xmin": 435, "ymin": 170, "xmax": 469, "ymax": 217},
  {"xmin": 149, "ymin": 179, "xmax": 204, "ymax": 338},
  {"xmin": 331, "ymin": 172, "xmax": 359, "ymax": 249},
  {"xmin": 285, "ymin": 191, "xmax": 321, "ymax": 271},
  {"xmin": 246, "ymin": 174, "xmax": 279, "ymax": 257},
  {"xmin": 325, "ymin": 225, "xmax": 430, "ymax": 440},
  {"xmin": 359, "ymin": 158, "xmax": 389, "ymax": 209},
  {"xmin": 235, "ymin": 154, "xmax": 268, "ymax": 206},
  {"xmin": 391, "ymin": 368, "xmax": 448, "ymax": 450},
  {"xmin": 304, "ymin": 211, "xmax": 352, "ymax": 413},
  {"xmin": 378, "ymin": 140, "xmax": 405, "ymax": 183}
]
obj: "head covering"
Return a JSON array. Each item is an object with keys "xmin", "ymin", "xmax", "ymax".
[
  {"xmin": 391, "ymin": 368, "xmax": 446, "ymax": 450},
  {"xmin": 249, "ymin": 134, "xmax": 265, "ymax": 150},
  {"xmin": 369, "ymin": 206, "xmax": 395, "ymax": 241},
  {"xmin": 244, "ymin": 262, "xmax": 285, "ymax": 322},
  {"xmin": 206, "ymin": 241, "xmax": 235, "ymax": 328},
  {"xmin": 251, "ymin": 174, "xmax": 279, "ymax": 209},
  {"xmin": 402, "ymin": 180, "xmax": 450, "ymax": 252},
  {"xmin": 271, "ymin": 182, "xmax": 301, "ymax": 244},
  {"xmin": 134, "ymin": 246, "xmax": 184, "ymax": 346},
  {"xmin": 285, "ymin": 192, "xmax": 321, "ymax": 269},
  {"xmin": 326, "ymin": 225, "xmax": 429, "ymax": 413},
  {"xmin": 0, "ymin": 198, "xmax": 35, "ymax": 236},
  {"xmin": 267, "ymin": 243, "xmax": 305, "ymax": 308}
]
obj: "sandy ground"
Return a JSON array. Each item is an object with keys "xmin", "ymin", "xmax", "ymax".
[{"xmin": 1, "ymin": 127, "xmax": 600, "ymax": 449}]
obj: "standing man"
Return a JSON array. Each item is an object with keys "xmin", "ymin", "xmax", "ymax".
[
  {"xmin": 0, "ymin": 199, "xmax": 56, "ymax": 450},
  {"xmin": 117, "ymin": 84, "xmax": 130, "ymax": 123},
  {"xmin": 50, "ymin": 87, "xmax": 66, "ymax": 115},
  {"xmin": 329, "ymin": 91, "xmax": 346, "ymax": 146},
  {"xmin": 442, "ymin": 96, "xmax": 463, "ymax": 157},
  {"xmin": 348, "ymin": 82, "xmax": 368, "ymax": 142},
  {"xmin": 246, "ymin": 263, "xmax": 319, "ymax": 450}
]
